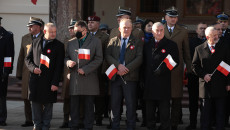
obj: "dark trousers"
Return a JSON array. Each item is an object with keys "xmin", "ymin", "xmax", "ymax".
[
  {"xmin": 187, "ymin": 74, "xmax": 199, "ymax": 127},
  {"xmin": 95, "ymin": 96, "xmax": 106, "ymax": 121},
  {"xmin": 111, "ymin": 76, "xmax": 137, "ymax": 130},
  {"xmin": 171, "ymin": 98, "xmax": 182, "ymax": 127},
  {"xmin": 24, "ymin": 99, "xmax": 32, "ymax": 123},
  {"xmin": 63, "ymin": 98, "xmax": 70, "ymax": 123},
  {"xmin": 200, "ymin": 97, "xmax": 226, "ymax": 130},
  {"xmin": 70, "ymin": 95, "xmax": 95, "ymax": 129},
  {"xmin": 0, "ymin": 76, "xmax": 8, "ymax": 122},
  {"xmin": 226, "ymin": 92, "xmax": 230, "ymax": 125},
  {"xmin": 146, "ymin": 99, "xmax": 170, "ymax": 130},
  {"xmin": 32, "ymin": 102, "xmax": 53, "ymax": 130}
]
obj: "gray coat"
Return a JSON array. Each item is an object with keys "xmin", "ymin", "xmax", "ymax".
[{"xmin": 65, "ymin": 34, "xmax": 103, "ymax": 95}]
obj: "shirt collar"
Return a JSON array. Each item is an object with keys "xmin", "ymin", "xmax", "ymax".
[
  {"xmin": 207, "ymin": 42, "xmax": 216, "ymax": 49},
  {"xmin": 121, "ymin": 36, "xmax": 129, "ymax": 41},
  {"xmin": 167, "ymin": 25, "xmax": 175, "ymax": 31},
  {"xmin": 33, "ymin": 32, "xmax": 40, "ymax": 38}
]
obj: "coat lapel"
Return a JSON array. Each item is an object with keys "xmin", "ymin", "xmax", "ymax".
[
  {"xmin": 203, "ymin": 41, "xmax": 211, "ymax": 55},
  {"xmin": 170, "ymin": 25, "xmax": 180, "ymax": 38}
]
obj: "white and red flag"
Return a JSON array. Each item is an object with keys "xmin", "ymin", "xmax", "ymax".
[
  {"xmin": 105, "ymin": 64, "xmax": 118, "ymax": 80},
  {"xmin": 40, "ymin": 54, "xmax": 50, "ymax": 68},
  {"xmin": 163, "ymin": 54, "xmax": 177, "ymax": 70},
  {"xmin": 216, "ymin": 61, "xmax": 230, "ymax": 76},
  {"xmin": 4, "ymin": 57, "xmax": 12, "ymax": 67},
  {"xmin": 78, "ymin": 49, "xmax": 90, "ymax": 60}
]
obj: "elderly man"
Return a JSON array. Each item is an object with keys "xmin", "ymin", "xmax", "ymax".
[
  {"xmin": 16, "ymin": 16, "xmax": 44, "ymax": 127},
  {"xmin": 186, "ymin": 22, "xmax": 207, "ymax": 130},
  {"xmin": 164, "ymin": 6, "xmax": 192, "ymax": 130},
  {"xmin": 25, "ymin": 23, "xmax": 64, "ymax": 130},
  {"xmin": 143, "ymin": 22, "xmax": 179, "ymax": 130},
  {"xmin": 0, "ymin": 17, "xmax": 14, "ymax": 126},
  {"xmin": 105, "ymin": 18, "xmax": 143, "ymax": 130},
  {"xmin": 192, "ymin": 26, "xmax": 230, "ymax": 130},
  {"xmin": 65, "ymin": 20, "xmax": 103, "ymax": 130}
]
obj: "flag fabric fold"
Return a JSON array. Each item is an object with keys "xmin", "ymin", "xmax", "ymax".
[
  {"xmin": 105, "ymin": 64, "xmax": 118, "ymax": 80},
  {"xmin": 78, "ymin": 49, "xmax": 90, "ymax": 60},
  {"xmin": 216, "ymin": 61, "xmax": 230, "ymax": 76},
  {"xmin": 31, "ymin": 0, "xmax": 37, "ymax": 5},
  {"xmin": 163, "ymin": 54, "xmax": 177, "ymax": 70},
  {"xmin": 4, "ymin": 57, "xmax": 12, "ymax": 67},
  {"xmin": 40, "ymin": 54, "xmax": 50, "ymax": 68}
]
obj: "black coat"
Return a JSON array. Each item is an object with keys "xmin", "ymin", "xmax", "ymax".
[
  {"xmin": 25, "ymin": 36, "xmax": 64, "ymax": 103},
  {"xmin": 192, "ymin": 40, "xmax": 230, "ymax": 98},
  {"xmin": 0, "ymin": 27, "xmax": 14, "ymax": 74},
  {"xmin": 143, "ymin": 37, "xmax": 179, "ymax": 100}
]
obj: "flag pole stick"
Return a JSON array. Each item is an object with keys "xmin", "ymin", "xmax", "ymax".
[
  {"xmin": 211, "ymin": 69, "xmax": 217, "ymax": 77},
  {"xmin": 2, "ymin": 67, "xmax": 4, "ymax": 82},
  {"xmin": 78, "ymin": 58, "xmax": 79, "ymax": 75},
  {"xmin": 39, "ymin": 64, "xmax": 41, "ymax": 76},
  {"xmin": 120, "ymin": 76, "xmax": 127, "ymax": 84},
  {"xmin": 156, "ymin": 61, "xmax": 164, "ymax": 70}
]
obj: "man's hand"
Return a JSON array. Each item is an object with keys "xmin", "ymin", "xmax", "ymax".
[
  {"xmin": 226, "ymin": 85, "xmax": 230, "ymax": 91},
  {"xmin": 204, "ymin": 74, "xmax": 212, "ymax": 83},
  {"xmin": 117, "ymin": 70, "xmax": 125, "ymax": 76},
  {"xmin": 78, "ymin": 68, "xmax": 85, "ymax": 75},
  {"xmin": 51, "ymin": 85, "xmax": 58, "ymax": 91},
  {"xmin": 68, "ymin": 60, "xmax": 76, "ymax": 68},
  {"xmin": 118, "ymin": 64, "xmax": 129, "ymax": 75},
  {"xmin": 34, "ymin": 68, "xmax": 42, "ymax": 74}
]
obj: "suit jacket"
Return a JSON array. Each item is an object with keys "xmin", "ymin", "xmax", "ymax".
[
  {"xmin": 65, "ymin": 34, "xmax": 103, "ymax": 95},
  {"xmin": 25, "ymin": 36, "xmax": 64, "ymax": 103},
  {"xmin": 16, "ymin": 32, "xmax": 43, "ymax": 99},
  {"xmin": 192, "ymin": 40, "xmax": 230, "ymax": 98},
  {"xmin": 223, "ymin": 28, "xmax": 230, "ymax": 42},
  {"xmin": 105, "ymin": 34, "xmax": 143, "ymax": 81},
  {"xmin": 143, "ymin": 37, "xmax": 179, "ymax": 100},
  {"xmin": 164, "ymin": 24, "xmax": 192, "ymax": 98}
]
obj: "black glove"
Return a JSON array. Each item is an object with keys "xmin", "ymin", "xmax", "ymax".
[
  {"xmin": 153, "ymin": 68, "xmax": 161, "ymax": 76},
  {"xmin": 1, "ymin": 72, "xmax": 9, "ymax": 82}
]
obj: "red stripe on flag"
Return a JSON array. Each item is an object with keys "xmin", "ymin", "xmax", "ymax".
[
  {"xmin": 40, "ymin": 59, "xmax": 49, "ymax": 68},
  {"xmin": 217, "ymin": 65, "xmax": 229, "ymax": 76},
  {"xmin": 31, "ymin": 0, "xmax": 37, "ymax": 5},
  {"xmin": 108, "ymin": 68, "xmax": 118, "ymax": 80},
  {"xmin": 163, "ymin": 58, "xmax": 174, "ymax": 70},
  {"xmin": 78, "ymin": 54, "xmax": 90, "ymax": 60},
  {"xmin": 4, "ymin": 62, "xmax": 11, "ymax": 67}
]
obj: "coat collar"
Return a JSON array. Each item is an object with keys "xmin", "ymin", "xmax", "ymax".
[
  {"xmin": 164, "ymin": 24, "xmax": 181, "ymax": 38},
  {"xmin": 117, "ymin": 34, "xmax": 135, "ymax": 49}
]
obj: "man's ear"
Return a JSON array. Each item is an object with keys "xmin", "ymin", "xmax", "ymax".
[
  {"xmin": 43, "ymin": 29, "xmax": 46, "ymax": 34},
  {"xmin": 119, "ymin": 27, "xmax": 121, "ymax": 32}
]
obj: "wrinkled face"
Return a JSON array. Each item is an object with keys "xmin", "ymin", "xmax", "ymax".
[
  {"xmin": 44, "ymin": 26, "xmax": 56, "ymax": 40},
  {"xmin": 214, "ymin": 24, "xmax": 223, "ymax": 38},
  {"xmin": 88, "ymin": 21, "xmax": 100, "ymax": 32},
  {"xmin": 207, "ymin": 30, "xmax": 219, "ymax": 44},
  {"xmin": 117, "ymin": 15, "xmax": 130, "ymax": 24},
  {"xmin": 119, "ymin": 20, "xmax": 132, "ymax": 38},
  {"xmin": 165, "ymin": 15, "xmax": 178, "ymax": 26},
  {"xmin": 196, "ymin": 24, "xmax": 207, "ymax": 38},
  {"xmin": 68, "ymin": 27, "xmax": 75, "ymax": 38},
  {"xmin": 145, "ymin": 21, "xmax": 153, "ymax": 33},
  {"xmin": 218, "ymin": 20, "xmax": 229, "ymax": 30},
  {"xmin": 28, "ymin": 24, "xmax": 41, "ymax": 35},
  {"xmin": 152, "ymin": 25, "xmax": 164, "ymax": 41}
]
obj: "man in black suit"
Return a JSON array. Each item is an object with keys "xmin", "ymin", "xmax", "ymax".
[
  {"xmin": 0, "ymin": 17, "xmax": 14, "ymax": 126},
  {"xmin": 192, "ymin": 26, "xmax": 230, "ymax": 130},
  {"xmin": 143, "ymin": 22, "xmax": 179, "ymax": 130},
  {"xmin": 186, "ymin": 22, "xmax": 207, "ymax": 130}
]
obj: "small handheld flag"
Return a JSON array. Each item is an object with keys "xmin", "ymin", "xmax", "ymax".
[
  {"xmin": 4, "ymin": 57, "xmax": 12, "ymax": 67},
  {"xmin": 105, "ymin": 64, "xmax": 118, "ymax": 80},
  {"xmin": 78, "ymin": 49, "xmax": 90, "ymax": 60},
  {"xmin": 40, "ymin": 54, "xmax": 50, "ymax": 68},
  {"xmin": 163, "ymin": 54, "xmax": 177, "ymax": 70},
  {"xmin": 216, "ymin": 61, "xmax": 230, "ymax": 76}
]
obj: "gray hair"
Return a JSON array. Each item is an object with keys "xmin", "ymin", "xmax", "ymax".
[
  {"xmin": 152, "ymin": 22, "xmax": 164, "ymax": 30},
  {"xmin": 44, "ymin": 22, "xmax": 56, "ymax": 30},
  {"xmin": 205, "ymin": 26, "xmax": 215, "ymax": 37}
]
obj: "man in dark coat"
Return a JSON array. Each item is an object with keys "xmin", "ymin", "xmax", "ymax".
[
  {"xmin": 25, "ymin": 23, "xmax": 64, "ymax": 130},
  {"xmin": 186, "ymin": 22, "xmax": 207, "ymax": 130},
  {"xmin": 0, "ymin": 17, "xmax": 14, "ymax": 126},
  {"xmin": 143, "ymin": 22, "xmax": 179, "ymax": 130},
  {"xmin": 105, "ymin": 19, "xmax": 143, "ymax": 130},
  {"xmin": 192, "ymin": 26, "xmax": 230, "ymax": 130}
]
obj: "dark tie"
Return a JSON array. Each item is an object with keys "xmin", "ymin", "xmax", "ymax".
[
  {"xmin": 155, "ymin": 41, "xmax": 159, "ymax": 48},
  {"xmin": 119, "ymin": 38, "xmax": 127, "ymax": 64},
  {"xmin": 211, "ymin": 46, "xmax": 215, "ymax": 49},
  {"xmin": 32, "ymin": 35, "xmax": 36, "ymax": 40},
  {"xmin": 169, "ymin": 28, "xmax": 172, "ymax": 36},
  {"xmin": 43, "ymin": 40, "xmax": 48, "ymax": 49}
]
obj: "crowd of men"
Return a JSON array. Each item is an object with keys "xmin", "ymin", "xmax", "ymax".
[{"xmin": 0, "ymin": 5, "xmax": 230, "ymax": 130}]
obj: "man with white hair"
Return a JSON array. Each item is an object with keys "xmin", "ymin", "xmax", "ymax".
[
  {"xmin": 25, "ymin": 23, "xmax": 65, "ymax": 130},
  {"xmin": 192, "ymin": 26, "xmax": 230, "ymax": 130},
  {"xmin": 143, "ymin": 22, "xmax": 179, "ymax": 130}
]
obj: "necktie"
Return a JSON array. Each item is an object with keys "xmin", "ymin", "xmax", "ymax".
[
  {"xmin": 211, "ymin": 46, "xmax": 215, "ymax": 53},
  {"xmin": 155, "ymin": 41, "xmax": 159, "ymax": 48},
  {"xmin": 43, "ymin": 40, "xmax": 48, "ymax": 49},
  {"xmin": 32, "ymin": 35, "xmax": 36, "ymax": 40},
  {"xmin": 119, "ymin": 38, "xmax": 127, "ymax": 64},
  {"xmin": 169, "ymin": 28, "xmax": 172, "ymax": 36}
]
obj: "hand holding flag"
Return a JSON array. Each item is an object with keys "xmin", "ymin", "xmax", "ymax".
[{"xmin": 40, "ymin": 54, "xmax": 50, "ymax": 68}]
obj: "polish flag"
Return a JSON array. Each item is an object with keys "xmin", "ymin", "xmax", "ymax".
[
  {"xmin": 163, "ymin": 54, "xmax": 177, "ymax": 70},
  {"xmin": 78, "ymin": 49, "xmax": 90, "ymax": 60},
  {"xmin": 4, "ymin": 57, "xmax": 12, "ymax": 67},
  {"xmin": 31, "ymin": 0, "xmax": 37, "ymax": 5},
  {"xmin": 40, "ymin": 54, "xmax": 50, "ymax": 68},
  {"xmin": 105, "ymin": 64, "xmax": 118, "ymax": 80},
  {"xmin": 216, "ymin": 61, "xmax": 230, "ymax": 76}
]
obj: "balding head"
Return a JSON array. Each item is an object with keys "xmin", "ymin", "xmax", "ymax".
[
  {"xmin": 205, "ymin": 26, "xmax": 219, "ymax": 45},
  {"xmin": 43, "ymin": 23, "xmax": 57, "ymax": 40},
  {"xmin": 119, "ymin": 19, "xmax": 132, "ymax": 38}
]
